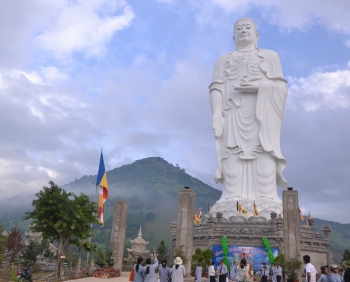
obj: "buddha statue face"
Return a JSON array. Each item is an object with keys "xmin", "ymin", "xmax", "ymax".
[{"xmin": 233, "ymin": 18, "xmax": 258, "ymax": 48}]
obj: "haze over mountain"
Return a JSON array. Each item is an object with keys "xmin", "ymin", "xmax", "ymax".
[{"xmin": 0, "ymin": 157, "xmax": 348, "ymax": 262}]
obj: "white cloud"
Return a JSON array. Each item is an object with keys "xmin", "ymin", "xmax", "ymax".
[
  {"xmin": 35, "ymin": 0, "xmax": 135, "ymax": 58},
  {"xmin": 11, "ymin": 70, "xmax": 43, "ymax": 85},
  {"xmin": 194, "ymin": 0, "xmax": 350, "ymax": 42},
  {"xmin": 288, "ymin": 70, "xmax": 350, "ymax": 111},
  {"xmin": 154, "ymin": 0, "xmax": 175, "ymax": 3},
  {"xmin": 39, "ymin": 167, "xmax": 59, "ymax": 179},
  {"xmin": 40, "ymin": 67, "xmax": 68, "ymax": 82}
]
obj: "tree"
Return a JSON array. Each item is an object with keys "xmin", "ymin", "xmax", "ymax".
[
  {"xmin": 156, "ymin": 241, "xmax": 168, "ymax": 262},
  {"xmin": 0, "ymin": 221, "xmax": 7, "ymax": 264},
  {"xmin": 20, "ymin": 240, "xmax": 40, "ymax": 266},
  {"xmin": 69, "ymin": 238, "xmax": 90, "ymax": 277},
  {"xmin": 342, "ymin": 249, "xmax": 350, "ymax": 261},
  {"xmin": 95, "ymin": 251, "xmax": 106, "ymax": 268},
  {"xmin": 5, "ymin": 227, "xmax": 25, "ymax": 266},
  {"xmin": 173, "ymin": 245, "xmax": 188, "ymax": 265},
  {"xmin": 83, "ymin": 241, "xmax": 98, "ymax": 275},
  {"xmin": 21, "ymin": 238, "xmax": 52, "ymax": 266},
  {"xmin": 105, "ymin": 250, "xmax": 115, "ymax": 267},
  {"xmin": 284, "ymin": 256, "xmax": 303, "ymax": 281},
  {"xmin": 24, "ymin": 181, "xmax": 97, "ymax": 279},
  {"xmin": 191, "ymin": 248, "xmax": 214, "ymax": 271}
]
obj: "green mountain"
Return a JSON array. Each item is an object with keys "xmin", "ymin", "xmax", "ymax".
[
  {"xmin": 63, "ymin": 157, "xmax": 221, "ymax": 253},
  {"xmin": 0, "ymin": 157, "xmax": 349, "ymax": 262}
]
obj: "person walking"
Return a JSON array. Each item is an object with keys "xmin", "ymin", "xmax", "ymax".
[
  {"xmin": 159, "ymin": 259, "xmax": 172, "ymax": 282},
  {"xmin": 209, "ymin": 262, "xmax": 216, "ymax": 282},
  {"xmin": 195, "ymin": 263, "xmax": 203, "ymax": 282},
  {"xmin": 134, "ymin": 257, "xmax": 145, "ymax": 282},
  {"xmin": 171, "ymin": 257, "xmax": 186, "ymax": 282},
  {"xmin": 318, "ymin": 265, "xmax": 329, "ymax": 282},
  {"xmin": 303, "ymin": 255, "xmax": 317, "ymax": 282},
  {"xmin": 237, "ymin": 259, "xmax": 249, "ymax": 282}
]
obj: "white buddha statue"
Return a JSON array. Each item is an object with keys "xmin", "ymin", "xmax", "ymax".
[{"xmin": 209, "ymin": 18, "xmax": 288, "ymax": 218}]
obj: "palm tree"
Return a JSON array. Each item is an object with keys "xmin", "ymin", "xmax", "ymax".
[
  {"xmin": 70, "ymin": 239, "xmax": 90, "ymax": 277},
  {"xmin": 83, "ymin": 241, "xmax": 97, "ymax": 275}
]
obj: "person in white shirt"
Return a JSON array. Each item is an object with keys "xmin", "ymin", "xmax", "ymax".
[
  {"xmin": 274, "ymin": 263, "xmax": 282, "ymax": 282},
  {"xmin": 271, "ymin": 264, "xmax": 277, "ymax": 282},
  {"xmin": 255, "ymin": 270, "xmax": 262, "ymax": 282},
  {"xmin": 261, "ymin": 265, "xmax": 269, "ymax": 282},
  {"xmin": 171, "ymin": 257, "xmax": 186, "ymax": 282},
  {"xmin": 209, "ymin": 262, "xmax": 216, "ymax": 282},
  {"xmin": 260, "ymin": 263, "xmax": 267, "ymax": 272},
  {"xmin": 217, "ymin": 260, "xmax": 228, "ymax": 282},
  {"xmin": 237, "ymin": 259, "xmax": 249, "ymax": 282},
  {"xmin": 303, "ymin": 255, "xmax": 317, "ymax": 282}
]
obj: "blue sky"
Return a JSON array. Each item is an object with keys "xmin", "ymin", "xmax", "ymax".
[{"xmin": 1, "ymin": 0, "xmax": 350, "ymax": 223}]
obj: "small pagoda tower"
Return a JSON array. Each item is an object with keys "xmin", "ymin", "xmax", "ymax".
[{"xmin": 127, "ymin": 227, "xmax": 150, "ymax": 258}]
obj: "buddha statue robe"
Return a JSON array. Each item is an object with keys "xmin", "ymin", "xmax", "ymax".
[{"xmin": 209, "ymin": 48, "xmax": 288, "ymax": 203}]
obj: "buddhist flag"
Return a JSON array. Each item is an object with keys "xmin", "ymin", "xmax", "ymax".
[
  {"xmin": 254, "ymin": 202, "xmax": 259, "ymax": 217},
  {"xmin": 96, "ymin": 151, "xmax": 108, "ymax": 227},
  {"xmin": 208, "ymin": 204, "xmax": 212, "ymax": 215},
  {"xmin": 299, "ymin": 208, "xmax": 304, "ymax": 221},
  {"xmin": 194, "ymin": 213, "xmax": 200, "ymax": 224},
  {"xmin": 237, "ymin": 201, "xmax": 242, "ymax": 213},
  {"xmin": 306, "ymin": 211, "xmax": 311, "ymax": 226}
]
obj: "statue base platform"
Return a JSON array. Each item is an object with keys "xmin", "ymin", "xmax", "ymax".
[
  {"xmin": 171, "ymin": 189, "xmax": 332, "ymax": 272},
  {"xmin": 211, "ymin": 199, "xmax": 282, "ymax": 221}
]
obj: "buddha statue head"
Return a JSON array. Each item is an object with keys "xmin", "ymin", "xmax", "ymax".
[{"xmin": 233, "ymin": 18, "xmax": 259, "ymax": 50}]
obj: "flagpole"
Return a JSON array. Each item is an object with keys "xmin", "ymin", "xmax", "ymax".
[
  {"xmin": 85, "ymin": 184, "xmax": 98, "ymax": 272},
  {"xmin": 85, "ymin": 149, "xmax": 102, "ymax": 273}
]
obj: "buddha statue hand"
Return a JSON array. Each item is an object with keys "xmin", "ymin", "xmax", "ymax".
[{"xmin": 212, "ymin": 114, "xmax": 224, "ymax": 138}]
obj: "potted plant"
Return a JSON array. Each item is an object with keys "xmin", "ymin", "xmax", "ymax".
[
  {"xmin": 284, "ymin": 256, "xmax": 303, "ymax": 282},
  {"xmin": 191, "ymin": 248, "xmax": 214, "ymax": 276}
]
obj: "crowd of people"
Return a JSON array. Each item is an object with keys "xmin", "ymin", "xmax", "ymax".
[
  {"xmin": 204, "ymin": 251, "xmax": 278, "ymax": 282},
  {"xmin": 208, "ymin": 255, "xmax": 282, "ymax": 282},
  {"xmin": 302, "ymin": 254, "xmax": 350, "ymax": 282},
  {"xmin": 129, "ymin": 254, "xmax": 185, "ymax": 282},
  {"xmin": 314, "ymin": 260, "xmax": 350, "ymax": 282},
  {"xmin": 128, "ymin": 253, "xmax": 350, "ymax": 282}
]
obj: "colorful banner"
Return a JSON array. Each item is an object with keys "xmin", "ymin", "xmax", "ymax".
[{"xmin": 212, "ymin": 245, "xmax": 278, "ymax": 270}]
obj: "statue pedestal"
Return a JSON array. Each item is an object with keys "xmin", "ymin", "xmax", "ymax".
[
  {"xmin": 171, "ymin": 189, "xmax": 331, "ymax": 271},
  {"xmin": 210, "ymin": 199, "xmax": 282, "ymax": 221}
]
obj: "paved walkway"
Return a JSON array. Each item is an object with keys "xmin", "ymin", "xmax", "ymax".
[{"xmin": 72, "ymin": 271, "xmax": 130, "ymax": 282}]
